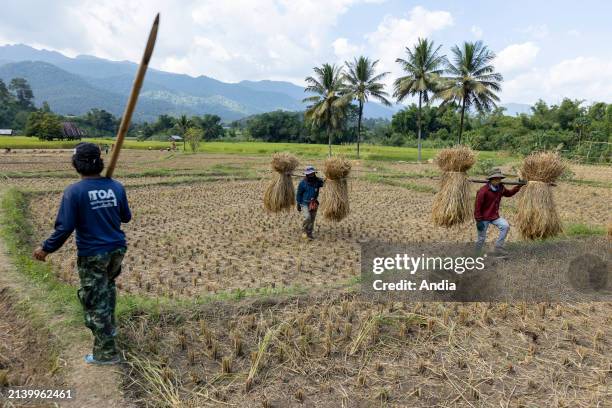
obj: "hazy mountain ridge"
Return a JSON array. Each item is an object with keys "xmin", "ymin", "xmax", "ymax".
[
  {"xmin": 0, "ymin": 61, "xmax": 196, "ymax": 121},
  {"xmin": 502, "ymin": 103, "xmax": 532, "ymax": 116},
  {"xmin": 0, "ymin": 44, "xmax": 307, "ymax": 120}
]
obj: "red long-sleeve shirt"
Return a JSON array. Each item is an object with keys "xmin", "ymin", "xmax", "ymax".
[{"xmin": 474, "ymin": 183, "xmax": 521, "ymax": 221}]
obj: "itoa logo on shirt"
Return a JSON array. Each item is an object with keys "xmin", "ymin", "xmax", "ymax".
[{"xmin": 88, "ymin": 189, "xmax": 118, "ymax": 209}]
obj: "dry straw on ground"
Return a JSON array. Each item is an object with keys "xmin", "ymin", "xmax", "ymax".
[
  {"xmin": 119, "ymin": 292, "xmax": 612, "ymax": 407},
  {"xmin": 320, "ymin": 157, "xmax": 351, "ymax": 221},
  {"xmin": 516, "ymin": 152, "xmax": 566, "ymax": 239},
  {"xmin": 263, "ymin": 153, "xmax": 299, "ymax": 212},
  {"xmin": 431, "ymin": 146, "xmax": 476, "ymax": 227}
]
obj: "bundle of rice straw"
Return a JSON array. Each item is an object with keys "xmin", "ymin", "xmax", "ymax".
[
  {"xmin": 431, "ymin": 146, "xmax": 476, "ymax": 227},
  {"xmin": 607, "ymin": 222, "xmax": 612, "ymax": 240},
  {"xmin": 320, "ymin": 157, "xmax": 351, "ymax": 221},
  {"xmin": 263, "ymin": 152, "xmax": 299, "ymax": 212},
  {"xmin": 516, "ymin": 151, "xmax": 566, "ymax": 239}
]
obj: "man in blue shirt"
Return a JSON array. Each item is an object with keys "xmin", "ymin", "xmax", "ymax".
[
  {"xmin": 296, "ymin": 165, "xmax": 324, "ymax": 240},
  {"xmin": 33, "ymin": 142, "xmax": 132, "ymax": 365}
]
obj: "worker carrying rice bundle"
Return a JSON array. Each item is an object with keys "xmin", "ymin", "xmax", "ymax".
[
  {"xmin": 296, "ymin": 165, "xmax": 325, "ymax": 240},
  {"xmin": 474, "ymin": 168, "xmax": 523, "ymax": 256}
]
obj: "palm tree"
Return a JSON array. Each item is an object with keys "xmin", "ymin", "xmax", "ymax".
[
  {"xmin": 438, "ymin": 41, "xmax": 503, "ymax": 144},
  {"xmin": 344, "ymin": 57, "xmax": 391, "ymax": 158},
  {"xmin": 175, "ymin": 114, "xmax": 191, "ymax": 150},
  {"xmin": 394, "ymin": 38, "xmax": 447, "ymax": 162},
  {"xmin": 304, "ymin": 63, "xmax": 348, "ymax": 156}
]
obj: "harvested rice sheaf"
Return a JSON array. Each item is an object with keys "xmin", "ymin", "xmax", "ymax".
[
  {"xmin": 320, "ymin": 157, "xmax": 351, "ymax": 221},
  {"xmin": 271, "ymin": 152, "xmax": 299, "ymax": 174},
  {"xmin": 520, "ymin": 151, "xmax": 566, "ymax": 183},
  {"xmin": 323, "ymin": 156, "xmax": 351, "ymax": 179},
  {"xmin": 516, "ymin": 152, "xmax": 566, "ymax": 240},
  {"xmin": 263, "ymin": 153, "xmax": 299, "ymax": 212},
  {"xmin": 435, "ymin": 145, "xmax": 476, "ymax": 173},
  {"xmin": 431, "ymin": 146, "xmax": 475, "ymax": 227}
]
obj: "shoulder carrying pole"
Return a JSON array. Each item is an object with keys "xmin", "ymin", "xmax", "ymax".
[
  {"xmin": 469, "ymin": 179, "xmax": 526, "ymax": 186},
  {"xmin": 105, "ymin": 13, "xmax": 159, "ymax": 178}
]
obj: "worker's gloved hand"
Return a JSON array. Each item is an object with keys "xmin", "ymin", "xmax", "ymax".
[
  {"xmin": 476, "ymin": 221, "xmax": 486, "ymax": 231},
  {"xmin": 297, "ymin": 204, "xmax": 302, "ymax": 212}
]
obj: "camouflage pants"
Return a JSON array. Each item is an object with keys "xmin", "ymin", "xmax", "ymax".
[
  {"xmin": 77, "ymin": 247, "xmax": 126, "ymax": 361},
  {"xmin": 302, "ymin": 209, "xmax": 317, "ymax": 236}
]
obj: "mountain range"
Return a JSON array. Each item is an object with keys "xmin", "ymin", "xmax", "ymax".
[
  {"xmin": 0, "ymin": 44, "xmax": 402, "ymax": 122},
  {"xmin": 0, "ymin": 44, "xmax": 530, "ymax": 122}
]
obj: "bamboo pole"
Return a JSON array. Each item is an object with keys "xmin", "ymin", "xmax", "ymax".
[
  {"xmin": 469, "ymin": 179, "xmax": 559, "ymax": 186},
  {"xmin": 469, "ymin": 179, "xmax": 527, "ymax": 186},
  {"xmin": 105, "ymin": 13, "xmax": 159, "ymax": 178}
]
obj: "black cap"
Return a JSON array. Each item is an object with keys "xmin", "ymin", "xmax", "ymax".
[{"xmin": 73, "ymin": 142, "xmax": 101, "ymax": 161}]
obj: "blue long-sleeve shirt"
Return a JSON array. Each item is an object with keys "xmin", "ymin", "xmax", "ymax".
[
  {"xmin": 42, "ymin": 178, "xmax": 132, "ymax": 257},
  {"xmin": 296, "ymin": 177, "xmax": 324, "ymax": 206}
]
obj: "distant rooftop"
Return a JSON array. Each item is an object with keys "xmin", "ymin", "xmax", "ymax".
[{"xmin": 62, "ymin": 122, "xmax": 85, "ymax": 138}]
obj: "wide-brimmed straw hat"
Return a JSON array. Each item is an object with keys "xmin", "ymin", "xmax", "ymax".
[
  {"xmin": 304, "ymin": 166, "xmax": 316, "ymax": 175},
  {"xmin": 487, "ymin": 168, "xmax": 506, "ymax": 179}
]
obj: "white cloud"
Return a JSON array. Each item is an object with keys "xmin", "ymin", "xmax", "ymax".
[
  {"xmin": 0, "ymin": 0, "xmax": 385, "ymax": 84},
  {"xmin": 495, "ymin": 42, "xmax": 539, "ymax": 73},
  {"xmin": 365, "ymin": 6, "xmax": 453, "ymax": 92},
  {"xmin": 519, "ymin": 24, "xmax": 549, "ymax": 39},
  {"xmin": 567, "ymin": 29, "xmax": 581, "ymax": 37},
  {"xmin": 177, "ymin": 0, "xmax": 380, "ymax": 82},
  {"xmin": 548, "ymin": 57, "xmax": 612, "ymax": 87},
  {"xmin": 170, "ymin": 4, "xmax": 452, "ymax": 91},
  {"xmin": 63, "ymin": 0, "xmax": 178, "ymax": 62},
  {"xmin": 0, "ymin": 1, "xmax": 452, "ymax": 92},
  {"xmin": 502, "ymin": 56, "xmax": 612, "ymax": 103},
  {"xmin": 471, "ymin": 25, "xmax": 483, "ymax": 38},
  {"xmin": 0, "ymin": 0, "xmax": 86, "ymax": 53},
  {"xmin": 332, "ymin": 38, "xmax": 361, "ymax": 61}
]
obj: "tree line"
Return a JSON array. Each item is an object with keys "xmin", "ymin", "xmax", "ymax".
[
  {"xmin": 234, "ymin": 98, "xmax": 611, "ymax": 163},
  {"xmin": 238, "ymin": 37, "xmax": 609, "ymax": 162},
  {"xmin": 1, "ymin": 77, "xmax": 35, "ymax": 131},
  {"xmin": 0, "ymin": 77, "xmax": 70, "ymax": 140},
  {"xmin": 0, "ymin": 77, "xmax": 226, "ymax": 147}
]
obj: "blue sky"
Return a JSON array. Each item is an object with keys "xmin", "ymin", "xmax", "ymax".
[
  {"xmin": 1, "ymin": 0, "xmax": 611, "ymax": 105},
  {"xmin": 340, "ymin": 0, "xmax": 610, "ymax": 61}
]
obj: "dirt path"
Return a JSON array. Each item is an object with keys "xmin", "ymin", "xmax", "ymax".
[{"xmin": 0, "ymin": 189, "xmax": 135, "ymax": 408}]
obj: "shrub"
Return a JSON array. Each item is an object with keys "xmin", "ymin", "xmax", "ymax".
[
  {"xmin": 184, "ymin": 127, "xmax": 204, "ymax": 152},
  {"xmin": 473, "ymin": 158, "xmax": 497, "ymax": 176}
]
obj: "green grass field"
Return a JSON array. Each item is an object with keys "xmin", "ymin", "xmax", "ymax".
[
  {"xmin": 0, "ymin": 136, "xmax": 171, "ymax": 150},
  {"xmin": 0, "ymin": 136, "xmax": 516, "ymax": 162}
]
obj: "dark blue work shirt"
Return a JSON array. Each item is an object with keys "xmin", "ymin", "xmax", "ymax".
[
  {"xmin": 296, "ymin": 177, "xmax": 324, "ymax": 205},
  {"xmin": 42, "ymin": 178, "xmax": 132, "ymax": 257}
]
